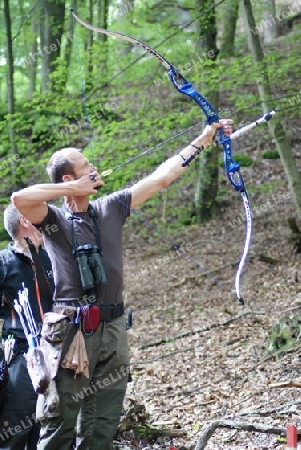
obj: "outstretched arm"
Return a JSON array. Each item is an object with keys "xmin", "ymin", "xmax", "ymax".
[{"xmin": 130, "ymin": 120, "xmax": 232, "ymax": 209}]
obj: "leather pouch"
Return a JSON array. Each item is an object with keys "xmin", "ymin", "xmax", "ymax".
[{"xmin": 41, "ymin": 312, "xmax": 70, "ymax": 343}]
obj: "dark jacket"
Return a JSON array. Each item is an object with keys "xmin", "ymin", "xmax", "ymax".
[{"xmin": 0, "ymin": 243, "xmax": 54, "ymax": 340}]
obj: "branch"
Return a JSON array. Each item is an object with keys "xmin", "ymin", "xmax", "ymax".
[
  {"xmin": 238, "ymin": 399, "xmax": 301, "ymax": 416},
  {"xmin": 132, "ymin": 343, "xmax": 203, "ymax": 364},
  {"xmin": 270, "ymin": 380, "xmax": 301, "ymax": 389},
  {"xmin": 283, "ymin": 305, "xmax": 301, "ymax": 313},
  {"xmin": 139, "ymin": 310, "xmax": 252, "ymax": 349},
  {"xmin": 194, "ymin": 420, "xmax": 301, "ymax": 450},
  {"xmin": 133, "ymin": 334, "xmax": 251, "ymax": 365},
  {"xmin": 259, "ymin": 253, "xmax": 280, "ymax": 264},
  {"xmin": 251, "ymin": 342, "xmax": 301, "ymax": 369},
  {"xmin": 12, "ymin": 0, "xmax": 42, "ymax": 41}
]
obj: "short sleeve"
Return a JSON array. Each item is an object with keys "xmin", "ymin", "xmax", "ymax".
[
  {"xmin": 94, "ymin": 188, "xmax": 131, "ymax": 225},
  {"xmin": 34, "ymin": 204, "xmax": 60, "ymax": 234}
]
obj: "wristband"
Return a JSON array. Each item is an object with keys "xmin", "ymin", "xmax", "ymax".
[{"xmin": 190, "ymin": 143, "xmax": 204, "ymax": 152}]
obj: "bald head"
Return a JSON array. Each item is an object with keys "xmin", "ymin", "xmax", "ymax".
[{"xmin": 46, "ymin": 147, "xmax": 80, "ymax": 183}]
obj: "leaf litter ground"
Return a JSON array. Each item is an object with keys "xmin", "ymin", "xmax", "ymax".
[{"xmin": 115, "ymin": 151, "xmax": 301, "ymax": 449}]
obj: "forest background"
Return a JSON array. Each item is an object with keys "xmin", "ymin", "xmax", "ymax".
[
  {"xmin": 0, "ymin": 0, "xmax": 300, "ymax": 233},
  {"xmin": 1, "ymin": 0, "xmax": 301, "ymax": 449}
]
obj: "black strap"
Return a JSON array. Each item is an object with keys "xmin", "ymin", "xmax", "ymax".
[
  {"xmin": 53, "ymin": 302, "xmax": 124, "ymax": 321},
  {"xmin": 98, "ymin": 302, "xmax": 124, "ymax": 321},
  {"xmin": 23, "ymin": 237, "xmax": 54, "ymax": 314},
  {"xmin": 87, "ymin": 205, "xmax": 103, "ymax": 255},
  {"xmin": 62, "ymin": 204, "xmax": 103, "ymax": 255}
]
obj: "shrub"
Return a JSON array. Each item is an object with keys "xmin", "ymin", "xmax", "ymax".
[{"xmin": 262, "ymin": 150, "xmax": 280, "ymax": 159}]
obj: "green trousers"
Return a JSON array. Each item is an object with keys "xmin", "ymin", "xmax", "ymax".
[{"xmin": 37, "ymin": 315, "xmax": 130, "ymax": 450}]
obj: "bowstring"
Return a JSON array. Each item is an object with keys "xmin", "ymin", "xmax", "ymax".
[
  {"xmin": 101, "ymin": 108, "xmax": 228, "ymax": 177},
  {"xmin": 114, "ymin": 196, "xmax": 230, "ymax": 294},
  {"xmin": 71, "ymin": 16, "xmax": 235, "ymax": 299}
]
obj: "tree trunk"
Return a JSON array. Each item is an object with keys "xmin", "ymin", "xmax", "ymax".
[
  {"xmin": 4, "ymin": 0, "xmax": 17, "ymax": 174},
  {"xmin": 117, "ymin": 0, "xmax": 134, "ymax": 55},
  {"xmin": 194, "ymin": 0, "xmax": 220, "ymax": 223},
  {"xmin": 194, "ymin": 91, "xmax": 220, "ymax": 223},
  {"xmin": 28, "ymin": 10, "xmax": 38, "ymax": 99},
  {"xmin": 220, "ymin": 0, "xmax": 239, "ymax": 58},
  {"xmin": 39, "ymin": 0, "xmax": 45, "ymax": 93},
  {"xmin": 263, "ymin": 0, "xmax": 277, "ymax": 43},
  {"xmin": 86, "ymin": 0, "xmax": 94, "ymax": 80},
  {"xmin": 63, "ymin": 0, "xmax": 77, "ymax": 84},
  {"xmin": 41, "ymin": 0, "xmax": 65, "ymax": 92},
  {"xmin": 96, "ymin": 0, "xmax": 109, "ymax": 76},
  {"xmin": 240, "ymin": 0, "xmax": 301, "ymax": 219},
  {"xmin": 97, "ymin": 0, "xmax": 109, "ymax": 40}
]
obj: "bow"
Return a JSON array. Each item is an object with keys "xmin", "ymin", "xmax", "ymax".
[{"xmin": 70, "ymin": 8, "xmax": 276, "ymax": 304}]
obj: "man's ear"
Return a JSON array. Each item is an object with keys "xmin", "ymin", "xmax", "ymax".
[
  {"xmin": 62, "ymin": 174, "xmax": 74, "ymax": 182},
  {"xmin": 19, "ymin": 215, "xmax": 29, "ymax": 229}
]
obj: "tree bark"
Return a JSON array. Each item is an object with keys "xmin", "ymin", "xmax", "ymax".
[
  {"xmin": 263, "ymin": 0, "xmax": 277, "ymax": 44},
  {"xmin": 86, "ymin": 0, "xmax": 94, "ymax": 80},
  {"xmin": 41, "ymin": 0, "xmax": 65, "ymax": 92},
  {"xmin": 4, "ymin": 0, "xmax": 17, "ymax": 174},
  {"xmin": 194, "ymin": 0, "xmax": 220, "ymax": 223},
  {"xmin": 63, "ymin": 0, "xmax": 77, "ymax": 84},
  {"xmin": 97, "ymin": 0, "xmax": 109, "ymax": 40},
  {"xmin": 4, "ymin": 0, "xmax": 14, "ymax": 118},
  {"xmin": 220, "ymin": 0, "xmax": 239, "ymax": 58},
  {"xmin": 117, "ymin": 0, "xmax": 134, "ymax": 55},
  {"xmin": 240, "ymin": 0, "xmax": 301, "ymax": 220},
  {"xmin": 96, "ymin": 0, "xmax": 109, "ymax": 76},
  {"xmin": 28, "ymin": 10, "xmax": 38, "ymax": 99}
]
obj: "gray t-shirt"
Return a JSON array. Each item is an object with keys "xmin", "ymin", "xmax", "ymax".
[{"xmin": 37, "ymin": 189, "xmax": 131, "ymax": 304}]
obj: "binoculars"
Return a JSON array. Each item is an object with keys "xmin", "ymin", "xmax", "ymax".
[{"xmin": 74, "ymin": 244, "xmax": 108, "ymax": 290}]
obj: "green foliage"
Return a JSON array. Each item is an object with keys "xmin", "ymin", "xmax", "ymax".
[
  {"xmin": 267, "ymin": 315, "xmax": 301, "ymax": 355},
  {"xmin": 262, "ymin": 150, "xmax": 280, "ymax": 159},
  {"xmin": 0, "ymin": 0, "xmax": 300, "ymax": 239},
  {"xmin": 219, "ymin": 154, "xmax": 253, "ymax": 168},
  {"xmin": 234, "ymin": 154, "xmax": 253, "ymax": 166},
  {"xmin": 216, "ymin": 187, "xmax": 227, "ymax": 203},
  {"xmin": 248, "ymin": 180, "xmax": 284, "ymax": 195}
]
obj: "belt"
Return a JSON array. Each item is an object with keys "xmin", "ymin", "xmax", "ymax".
[
  {"xmin": 53, "ymin": 302, "xmax": 124, "ymax": 322},
  {"xmin": 97, "ymin": 302, "xmax": 124, "ymax": 321}
]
